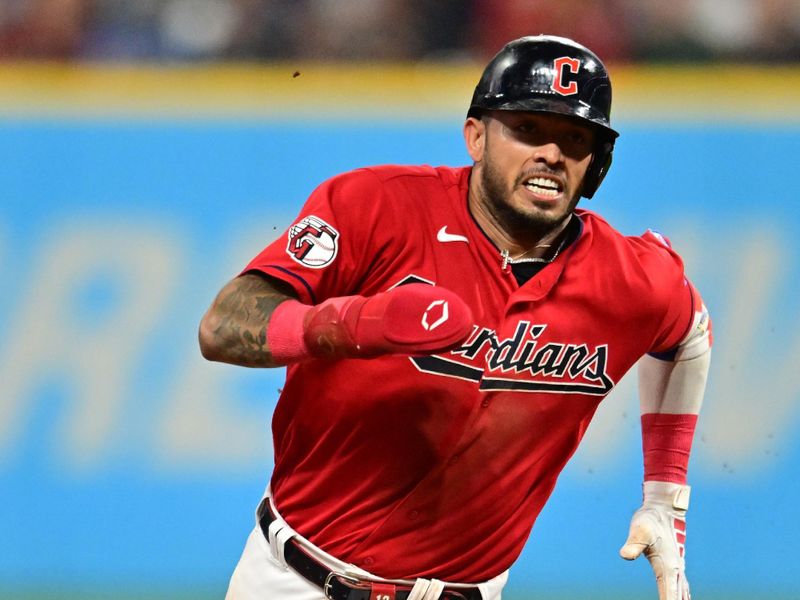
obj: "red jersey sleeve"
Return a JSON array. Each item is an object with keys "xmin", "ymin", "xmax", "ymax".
[
  {"xmin": 242, "ymin": 169, "xmax": 387, "ymax": 304},
  {"xmin": 637, "ymin": 230, "xmax": 700, "ymax": 355}
]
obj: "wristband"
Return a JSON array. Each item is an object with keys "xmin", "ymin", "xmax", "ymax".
[{"xmin": 642, "ymin": 413, "xmax": 698, "ymax": 484}]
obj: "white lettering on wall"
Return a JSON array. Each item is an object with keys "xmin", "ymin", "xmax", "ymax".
[
  {"xmin": 154, "ymin": 223, "xmax": 287, "ymax": 474},
  {"xmin": 156, "ymin": 358, "xmax": 276, "ymax": 473},
  {"xmin": 700, "ymin": 229, "xmax": 799, "ymax": 474},
  {"xmin": 0, "ymin": 220, "xmax": 181, "ymax": 470}
]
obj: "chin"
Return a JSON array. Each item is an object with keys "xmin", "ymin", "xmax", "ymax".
[
  {"xmin": 519, "ymin": 201, "xmax": 568, "ymax": 223},
  {"xmin": 502, "ymin": 206, "xmax": 562, "ymax": 234}
]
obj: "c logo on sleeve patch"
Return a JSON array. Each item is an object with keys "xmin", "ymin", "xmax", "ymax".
[{"xmin": 286, "ymin": 215, "xmax": 339, "ymax": 268}]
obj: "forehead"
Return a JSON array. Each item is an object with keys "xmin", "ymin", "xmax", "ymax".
[{"xmin": 490, "ymin": 110, "xmax": 595, "ymax": 132}]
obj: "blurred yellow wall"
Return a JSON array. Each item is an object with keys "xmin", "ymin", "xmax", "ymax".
[{"xmin": 0, "ymin": 63, "xmax": 798, "ymax": 121}]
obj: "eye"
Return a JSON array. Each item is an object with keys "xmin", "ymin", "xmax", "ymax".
[
  {"xmin": 563, "ymin": 128, "xmax": 595, "ymax": 156},
  {"xmin": 567, "ymin": 130, "xmax": 586, "ymax": 145},
  {"xmin": 515, "ymin": 122, "xmax": 536, "ymax": 134}
]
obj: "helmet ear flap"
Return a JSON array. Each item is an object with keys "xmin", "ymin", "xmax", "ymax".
[{"xmin": 581, "ymin": 138, "xmax": 615, "ymax": 199}]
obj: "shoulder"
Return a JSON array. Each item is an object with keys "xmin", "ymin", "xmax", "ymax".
[
  {"xmin": 574, "ymin": 214, "xmax": 701, "ymax": 352},
  {"xmin": 318, "ymin": 164, "xmax": 468, "ymax": 211},
  {"xmin": 577, "ymin": 209, "xmax": 688, "ymax": 292},
  {"xmin": 578, "ymin": 210, "xmax": 685, "ymax": 262},
  {"xmin": 323, "ymin": 164, "xmax": 464, "ymax": 183},
  {"xmin": 360, "ymin": 164, "xmax": 468, "ymax": 189}
]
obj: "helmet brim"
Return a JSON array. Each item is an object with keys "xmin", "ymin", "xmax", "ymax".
[{"xmin": 469, "ymin": 97, "xmax": 619, "ymax": 139}]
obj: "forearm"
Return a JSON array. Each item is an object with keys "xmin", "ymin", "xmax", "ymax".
[
  {"xmin": 622, "ymin": 314, "xmax": 710, "ymax": 600},
  {"xmin": 638, "ymin": 305, "xmax": 712, "ymax": 483},
  {"xmin": 200, "ymin": 276, "xmax": 474, "ymax": 367},
  {"xmin": 198, "ymin": 273, "xmax": 298, "ymax": 368}
]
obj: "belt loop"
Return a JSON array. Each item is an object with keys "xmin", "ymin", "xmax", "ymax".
[
  {"xmin": 407, "ymin": 578, "xmax": 445, "ymax": 600},
  {"xmin": 275, "ymin": 525, "xmax": 295, "ymax": 567},
  {"xmin": 425, "ymin": 579, "xmax": 445, "ymax": 600},
  {"xmin": 266, "ymin": 519, "xmax": 286, "ymax": 567},
  {"xmin": 262, "ymin": 495, "xmax": 298, "ymax": 570}
]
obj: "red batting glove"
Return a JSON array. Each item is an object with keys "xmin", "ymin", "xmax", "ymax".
[{"xmin": 268, "ymin": 284, "xmax": 473, "ymax": 362}]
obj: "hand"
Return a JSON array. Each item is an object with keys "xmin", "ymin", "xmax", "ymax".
[
  {"xmin": 620, "ymin": 481, "xmax": 691, "ymax": 600},
  {"xmin": 302, "ymin": 283, "xmax": 473, "ymax": 359}
]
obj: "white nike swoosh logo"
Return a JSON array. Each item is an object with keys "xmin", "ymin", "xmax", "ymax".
[{"xmin": 437, "ymin": 226, "xmax": 469, "ymax": 243}]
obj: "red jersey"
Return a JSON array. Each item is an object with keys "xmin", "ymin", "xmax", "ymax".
[{"xmin": 243, "ymin": 165, "xmax": 698, "ymax": 582}]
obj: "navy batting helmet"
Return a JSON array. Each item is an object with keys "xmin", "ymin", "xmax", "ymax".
[{"xmin": 468, "ymin": 35, "xmax": 619, "ymax": 199}]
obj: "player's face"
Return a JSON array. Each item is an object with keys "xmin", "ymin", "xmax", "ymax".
[{"xmin": 465, "ymin": 111, "xmax": 595, "ymax": 238}]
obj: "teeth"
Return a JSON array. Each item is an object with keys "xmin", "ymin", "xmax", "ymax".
[{"xmin": 524, "ymin": 177, "xmax": 560, "ymax": 197}]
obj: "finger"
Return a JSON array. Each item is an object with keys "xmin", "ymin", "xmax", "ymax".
[
  {"xmin": 619, "ymin": 541, "xmax": 647, "ymax": 560},
  {"xmin": 681, "ymin": 573, "xmax": 691, "ymax": 600},
  {"xmin": 656, "ymin": 573, "xmax": 668, "ymax": 600},
  {"xmin": 637, "ymin": 551, "xmax": 671, "ymax": 600},
  {"xmin": 619, "ymin": 520, "xmax": 655, "ymax": 560},
  {"xmin": 659, "ymin": 568, "xmax": 685, "ymax": 600}
]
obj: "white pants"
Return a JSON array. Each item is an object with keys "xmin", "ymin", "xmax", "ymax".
[
  {"xmin": 226, "ymin": 526, "xmax": 325, "ymax": 600},
  {"xmin": 225, "ymin": 497, "xmax": 508, "ymax": 600}
]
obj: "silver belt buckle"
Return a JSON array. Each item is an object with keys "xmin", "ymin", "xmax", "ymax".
[{"xmin": 323, "ymin": 571, "xmax": 362, "ymax": 599}]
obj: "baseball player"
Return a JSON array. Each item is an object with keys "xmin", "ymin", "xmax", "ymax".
[{"xmin": 199, "ymin": 35, "xmax": 711, "ymax": 600}]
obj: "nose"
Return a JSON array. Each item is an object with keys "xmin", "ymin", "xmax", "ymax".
[{"xmin": 532, "ymin": 141, "xmax": 564, "ymax": 166}]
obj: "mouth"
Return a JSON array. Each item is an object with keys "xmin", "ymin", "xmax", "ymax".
[{"xmin": 521, "ymin": 175, "xmax": 564, "ymax": 199}]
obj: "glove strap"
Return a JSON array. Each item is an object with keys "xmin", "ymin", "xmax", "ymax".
[{"xmin": 643, "ymin": 481, "xmax": 691, "ymax": 511}]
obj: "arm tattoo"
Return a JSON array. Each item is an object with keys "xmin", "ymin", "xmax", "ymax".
[{"xmin": 210, "ymin": 274, "xmax": 296, "ymax": 367}]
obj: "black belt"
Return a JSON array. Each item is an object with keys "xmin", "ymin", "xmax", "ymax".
[{"xmin": 257, "ymin": 499, "xmax": 483, "ymax": 600}]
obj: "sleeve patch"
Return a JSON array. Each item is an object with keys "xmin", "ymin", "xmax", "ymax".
[
  {"xmin": 285, "ymin": 215, "xmax": 340, "ymax": 269},
  {"xmin": 646, "ymin": 228, "xmax": 672, "ymax": 248}
]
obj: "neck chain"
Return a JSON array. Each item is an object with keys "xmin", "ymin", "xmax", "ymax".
[{"xmin": 501, "ymin": 233, "xmax": 569, "ymax": 270}]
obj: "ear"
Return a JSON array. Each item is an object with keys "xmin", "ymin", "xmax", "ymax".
[{"xmin": 463, "ymin": 117, "xmax": 486, "ymax": 162}]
